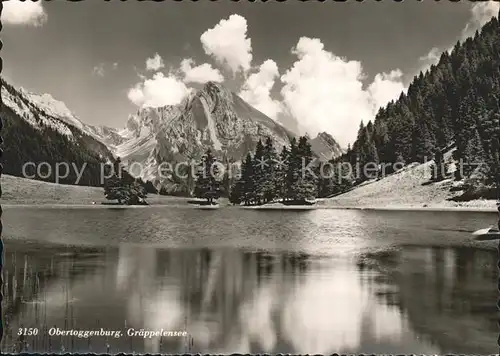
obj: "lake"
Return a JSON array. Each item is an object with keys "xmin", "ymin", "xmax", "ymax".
[{"xmin": 0, "ymin": 206, "xmax": 498, "ymax": 354}]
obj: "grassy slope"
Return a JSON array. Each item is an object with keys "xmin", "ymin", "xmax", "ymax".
[
  {"xmin": 3, "ymin": 164, "xmax": 496, "ymax": 210},
  {"xmin": 322, "ymin": 160, "xmax": 497, "ymax": 211},
  {"xmin": 0, "ymin": 174, "xmax": 187, "ymax": 205}
]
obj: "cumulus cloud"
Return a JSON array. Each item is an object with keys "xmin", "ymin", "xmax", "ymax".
[
  {"xmin": 280, "ymin": 37, "xmax": 404, "ymax": 147},
  {"xmin": 419, "ymin": 47, "xmax": 442, "ymax": 66},
  {"xmin": 239, "ymin": 59, "xmax": 282, "ymax": 120},
  {"xmin": 146, "ymin": 53, "xmax": 165, "ymax": 72},
  {"xmin": 280, "ymin": 38, "xmax": 367, "ymax": 146},
  {"xmin": 127, "ymin": 72, "xmax": 190, "ymax": 108},
  {"xmin": 200, "ymin": 14, "xmax": 252, "ymax": 75},
  {"xmin": 2, "ymin": 0, "xmax": 47, "ymax": 27},
  {"xmin": 462, "ymin": 1, "xmax": 500, "ymax": 39},
  {"xmin": 367, "ymin": 70, "xmax": 405, "ymax": 113},
  {"xmin": 180, "ymin": 58, "xmax": 224, "ymax": 84}
]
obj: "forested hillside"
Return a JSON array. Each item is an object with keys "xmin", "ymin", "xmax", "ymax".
[
  {"xmin": 337, "ymin": 9, "xmax": 500, "ymax": 199},
  {"xmin": 1, "ymin": 79, "xmax": 114, "ymax": 187}
]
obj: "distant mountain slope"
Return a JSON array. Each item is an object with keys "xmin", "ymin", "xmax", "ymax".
[
  {"xmin": 17, "ymin": 88, "xmax": 124, "ymax": 148},
  {"xmin": 309, "ymin": 132, "xmax": 344, "ymax": 161},
  {"xmin": 1, "ymin": 78, "xmax": 115, "ymax": 186}
]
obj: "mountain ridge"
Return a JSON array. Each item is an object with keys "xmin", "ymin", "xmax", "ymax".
[
  {"xmin": 0, "ymin": 78, "xmax": 115, "ymax": 186},
  {"xmin": 112, "ymin": 81, "xmax": 343, "ymax": 193}
]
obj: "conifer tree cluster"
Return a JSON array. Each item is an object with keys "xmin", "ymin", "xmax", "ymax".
[
  {"xmin": 229, "ymin": 136, "xmax": 318, "ymax": 206},
  {"xmin": 329, "ymin": 10, "xmax": 500, "ymax": 197},
  {"xmin": 193, "ymin": 149, "xmax": 221, "ymax": 205},
  {"xmin": 430, "ymin": 147, "xmax": 446, "ymax": 182},
  {"xmin": 104, "ymin": 157, "xmax": 148, "ymax": 205}
]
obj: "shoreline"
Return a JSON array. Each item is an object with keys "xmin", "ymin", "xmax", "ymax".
[
  {"xmin": 3, "ymin": 174, "xmax": 498, "ymax": 213},
  {"xmin": 2, "ymin": 202, "xmax": 496, "ymax": 213},
  {"xmin": 245, "ymin": 205, "xmax": 497, "ymax": 213},
  {"xmin": 1, "ymin": 203, "xmax": 192, "ymax": 209},
  {"xmin": 318, "ymin": 204, "xmax": 497, "ymax": 213}
]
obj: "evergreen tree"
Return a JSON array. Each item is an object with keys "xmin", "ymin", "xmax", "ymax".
[
  {"xmin": 275, "ymin": 145, "xmax": 289, "ymax": 202},
  {"xmin": 104, "ymin": 175, "xmax": 127, "ymax": 204},
  {"xmin": 104, "ymin": 157, "xmax": 147, "ymax": 205},
  {"xmin": 296, "ymin": 136, "xmax": 317, "ymax": 201},
  {"xmin": 411, "ymin": 119, "xmax": 434, "ymax": 163},
  {"xmin": 489, "ymin": 136, "xmax": 500, "ymax": 188},
  {"xmin": 159, "ymin": 186, "xmax": 169, "ymax": 195},
  {"xmin": 229, "ymin": 153, "xmax": 256, "ymax": 206},
  {"xmin": 317, "ymin": 161, "xmax": 336, "ymax": 197},
  {"xmin": 285, "ymin": 137, "xmax": 300, "ymax": 201},
  {"xmin": 228, "ymin": 159, "xmax": 243, "ymax": 204},
  {"xmin": 144, "ymin": 180, "xmax": 157, "ymax": 194},
  {"xmin": 431, "ymin": 148, "xmax": 446, "ymax": 182},
  {"xmin": 252, "ymin": 139, "xmax": 266, "ymax": 205},
  {"xmin": 229, "ymin": 174, "xmax": 244, "ymax": 205},
  {"xmin": 241, "ymin": 153, "xmax": 255, "ymax": 205},
  {"xmin": 262, "ymin": 137, "xmax": 278, "ymax": 203},
  {"xmin": 464, "ymin": 128, "xmax": 486, "ymax": 177},
  {"xmin": 193, "ymin": 149, "xmax": 221, "ymax": 204}
]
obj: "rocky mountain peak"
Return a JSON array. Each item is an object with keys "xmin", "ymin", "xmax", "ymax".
[
  {"xmin": 197, "ymin": 81, "xmax": 234, "ymax": 109},
  {"xmin": 316, "ymin": 131, "xmax": 338, "ymax": 146},
  {"xmin": 126, "ymin": 115, "xmax": 141, "ymax": 135},
  {"xmin": 310, "ymin": 131, "xmax": 344, "ymax": 161}
]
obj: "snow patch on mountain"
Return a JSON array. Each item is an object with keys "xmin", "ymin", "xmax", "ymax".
[
  {"xmin": 2, "ymin": 86, "xmax": 74, "ymax": 138},
  {"xmin": 21, "ymin": 90, "xmax": 85, "ymax": 130},
  {"xmin": 2, "ymin": 82, "xmax": 133, "ymax": 152},
  {"xmin": 9, "ymin": 86, "xmax": 129, "ymax": 150}
]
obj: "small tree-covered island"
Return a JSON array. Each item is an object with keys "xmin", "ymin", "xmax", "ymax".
[{"xmin": 193, "ymin": 136, "xmax": 322, "ymax": 207}]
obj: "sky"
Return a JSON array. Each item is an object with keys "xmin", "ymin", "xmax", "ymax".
[{"xmin": 2, "ymin": 0, "xmax": 499, "ymax": 147}]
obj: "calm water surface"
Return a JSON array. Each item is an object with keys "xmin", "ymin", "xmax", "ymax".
[{"xmin": 0, "ymin": 207, "xmax": 498, "ymax": 354}]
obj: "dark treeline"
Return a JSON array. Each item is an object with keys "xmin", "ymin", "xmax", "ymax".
[
  {"xmin": 193, "ymin": 135, "xmax": 352, "ymax": 205},
  {"xmin": 193, "ymin": 148, "xmax": 221, "ymax": 204},
  {"xmin": 331, "ymin": 10, "xmax": 500, "ymax": 198},
  {"xmin": 227, "ymin": 136, "xmax": 317, "ymax": 205}
]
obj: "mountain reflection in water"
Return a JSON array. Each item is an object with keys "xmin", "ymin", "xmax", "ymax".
[{"xmin": 1, "ymin": 242, "xmax": 496, "ymax": 354}]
